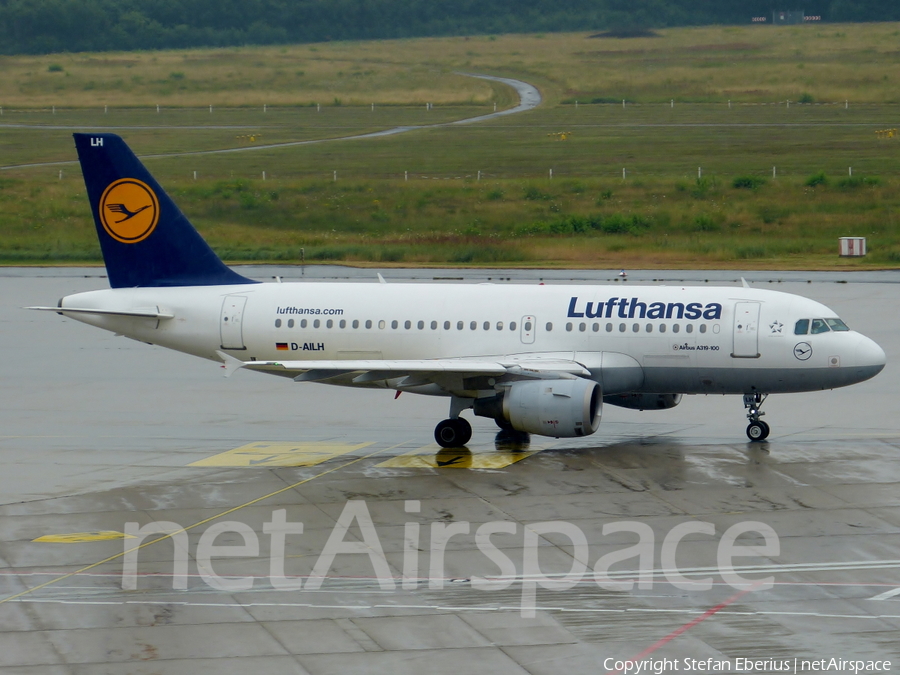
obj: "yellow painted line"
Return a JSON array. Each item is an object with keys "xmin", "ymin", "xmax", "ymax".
[
  {"xmin": 378, "ymin": 445, "xmax": 542, "ymax": 469},
  {"xmin": 33, "ymin": 531, "xmax": 136, "ymax": 544},
  {"xmin": 189, "ymin": 441, "xmax": 373, "ymax": 468},
  {"xmin": 0, "ymin": 441, "xmax": 406, "ymax": 608}
]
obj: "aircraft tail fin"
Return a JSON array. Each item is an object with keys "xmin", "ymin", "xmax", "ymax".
[{"xmin": 73, "ymin": 133, "xmax": 255, "ymax": 288}]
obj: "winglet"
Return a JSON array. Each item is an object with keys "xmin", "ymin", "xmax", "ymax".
[
  {"xmin": 741, "ymin": 277, "xmax": 750, "ymax": 288},
  {"xmin": 216, "ymin": 350, "xmax": 246, "ymax": 377}
]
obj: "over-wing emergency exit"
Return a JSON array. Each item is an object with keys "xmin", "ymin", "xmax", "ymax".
[{"xmin": 30, "ymin": 134, "xmax": 885, "ymax": 447}]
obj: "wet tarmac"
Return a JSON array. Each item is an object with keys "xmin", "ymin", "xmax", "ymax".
[{"xmin": 1, "ymin": 268, "xmax": 899, "ymax": 674}]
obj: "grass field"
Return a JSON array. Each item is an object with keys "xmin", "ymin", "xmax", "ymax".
[{"xmin": 3, "ymin": 24, "xmax": 900, "ymax": 268}]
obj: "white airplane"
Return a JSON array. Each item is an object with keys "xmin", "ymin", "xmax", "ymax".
[{"xmin": 31, "ymin": 134, "xmax": 886, "ymax": 447}]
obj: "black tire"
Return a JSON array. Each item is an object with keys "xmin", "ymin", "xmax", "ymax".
[
  {"xmin": 494, "ymin": 416, "xmax": 514, "ymax": 431},
  {"xmin": 435, "ymin": 418, "xmax": 472, "ymax": 448},
  {"xmin": 746, "ymin": 421, "xmax": 768, "ymax": 442}
]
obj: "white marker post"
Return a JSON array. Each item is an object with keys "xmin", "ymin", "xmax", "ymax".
[
  {"xmin": 671, "ymin": 99, "xmax": 674, "ymax": 108},
  {"xmin": 405, "ymin": 171, "xmax": 408, "ymax": 182},
  {"xmin": 333, "ymin": 170, "xmax": 337, "ymax": 182},
  {"xmin": 104, "ymin": 105, "xmax": 108, "ymax": 114},
  {"xmin": 371, "ymin": 103, "xmax": 374, "ymax": 112},
  {"xmin": 728, "ymin": 100, "xmax": 732, "ymax": 109},
  {"xmin": 493, "ymin": 102, "xmax": 497, "ymax": 112},
  {"xmin": 622, "ymin": 99, "xmax": 625, "ymax": 109},
  {"xmin": 773, "ymin": 166, "xmax": 776, "ymax": 179},
  {"xmin": 549, "ymin": 169, "xmax": 553, "ymax": 180},
  {"xmin": 849, "ymin": 167, "xmax": 853, "ymax": 176},
  {"xmin": 317, "ymin": 103, "xmax": 321, "ymax": 112},
  {"xmin": 209, "ymin": 105, "xmax": 213, "ymax": 113},
  {"xmin": 264, "ymin": 104, "xmax": 267, "ymax": 113},
  {"xmin": 59, "ymin": 171, "xmax": 63, "ymax": 180},
  {"xmin": 262, "ymin": 171, "xmax": 266, "ymax": 181},
  {"xmin": 193, "ymin": 171, "xmax": 197, "ymax": 180},
  {"xmin": 156, "ymin": 104, "xmax": 159, "ymax": 113},
  {"xmin": 622, "ymin": 168, "xmax": 626, "ymax": 180},
  {"xmin": 698, "ymin": 167, "xmax": 702, "ymax": 179}
]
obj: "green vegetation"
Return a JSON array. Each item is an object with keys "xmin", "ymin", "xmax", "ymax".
[
  {"xmin": 2, "ymin": 170, "xmax": 895, "ymax": 269},
  {"xmin": 1, "ymin": 0, "xmax": 896, "ymax": 56},
  {"xmin": 3, "ymin": 24, "xmax": 900, "ymax": 268}
]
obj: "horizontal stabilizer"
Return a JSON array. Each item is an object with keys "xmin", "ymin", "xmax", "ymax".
[{"xmin": 28, "ymin": 306, "xmax": 174, "ymax": 319}]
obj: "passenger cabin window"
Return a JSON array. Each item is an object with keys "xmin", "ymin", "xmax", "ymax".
[
  {"xmin": 810, "ymin": 319, "xmax": 830, "ymax": 334},
  {"xmin": 510, "ymin": 322, "xmax": 517, "ymax": 331},
  {"xmin": 794, "ymin": 319, "xmax": 809, "ymax": 335},
  {"xmin": 825, "ymin": 318, "xmax": 850, "ymax": 332}
]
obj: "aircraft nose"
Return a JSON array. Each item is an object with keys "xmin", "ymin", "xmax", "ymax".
[{"xmin": 854, "ymin": 335, "xmax": 886, "ymax": 376}]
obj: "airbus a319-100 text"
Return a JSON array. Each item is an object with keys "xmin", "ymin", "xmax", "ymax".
[{"xmin": 30, "ymin": 134, "xmax": 886, "ymax": 447}]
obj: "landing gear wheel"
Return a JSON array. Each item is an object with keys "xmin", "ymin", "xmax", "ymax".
[
  {"xmin": 743, "ymin": 393, "xmax": 770, "ymax": 442},
  {"xmin": 746, "ymin": 421, "xmax": 770, "ymax": 442},
  {"xmin": 435, "ymin": 418, "xmax": 472, "ymax": 448}
]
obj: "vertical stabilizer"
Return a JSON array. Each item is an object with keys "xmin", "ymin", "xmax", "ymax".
[{"xmin": 74, "ymin": 133, "xmax": 255, "ymax": 288}]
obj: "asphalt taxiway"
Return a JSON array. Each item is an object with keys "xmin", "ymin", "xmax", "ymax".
[{"xmin": 1, "ymin": 267, "xmax": 899, "ymax": 674}]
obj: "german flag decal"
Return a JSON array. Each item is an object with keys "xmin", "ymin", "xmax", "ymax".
[{"xmin": 276, "ymin": 342, "xmax": 289, "ymax": 351}]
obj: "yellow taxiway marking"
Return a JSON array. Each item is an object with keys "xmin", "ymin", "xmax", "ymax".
[
  {"xmin": 189, "ymin": 441, "xmax": 373, "ymax": 468},
  {"xmin": 378, "ymin": 445, "xmax": 543, "ymax": 469},
  {"xmin": 1, "ymin": 441, "xmax": 406, "ymax": 608},
  {"xmin": 33, "ymin": 531, "xmax": 136, "ymax": 544}
]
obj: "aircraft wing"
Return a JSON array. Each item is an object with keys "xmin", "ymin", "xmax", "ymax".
[{"xmin": 216, "ymin": 351, "xmax": 590, "ymax": 390}]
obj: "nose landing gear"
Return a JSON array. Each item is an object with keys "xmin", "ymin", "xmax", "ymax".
[{"xmin": 744, "ymin": 393, "xmax": 770, "ymax": 441}]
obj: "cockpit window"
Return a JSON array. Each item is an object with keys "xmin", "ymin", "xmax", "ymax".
[
  {"xmin": 825, "ymin": 318, "xmax": 850, "ymax": 332},
  {"xmin": 810, "ymin": 319, "xmax": 830, "ymax": 334},
  {"xmin": 794, "ymin": 319, "xmax": 809, "ymax": 335}
]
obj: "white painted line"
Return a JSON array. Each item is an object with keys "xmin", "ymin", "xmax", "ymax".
[{"xmin": 870, "ymin": 587, "xmax": 900, "ymax": 601}]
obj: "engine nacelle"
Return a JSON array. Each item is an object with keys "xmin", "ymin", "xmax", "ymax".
[
  {"xmin": 474, "ymin": 378, "xmax": 602, "ymax": 438},
  {"xmin": 603, "ymin": 393, "xmax": 683, "ymax": 411}
]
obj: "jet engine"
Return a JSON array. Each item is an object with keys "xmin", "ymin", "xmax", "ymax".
[
  {"xmin": 474, "ymin": 378, "xmax": 602, "ymax": 437},
  {"xmin": 603, "ymin": 393, "xmax": 682, "ymax": 411}
]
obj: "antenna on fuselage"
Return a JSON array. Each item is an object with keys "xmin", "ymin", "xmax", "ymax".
[
  {"xmin": 741, "ymin": 277, "xmax": 750, "ymax": 288},
  {"xmin": 377, "ymin": 273, "xmax": 387, "ymax": 284}
]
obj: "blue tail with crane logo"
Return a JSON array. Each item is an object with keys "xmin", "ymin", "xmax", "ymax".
[{"xmin": 74, "ymin": 133, "xmax": 256, "ymax": 289}]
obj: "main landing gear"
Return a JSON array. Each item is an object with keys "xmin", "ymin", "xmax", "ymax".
[
  {"xmin": 434, "ymin": 418, "xmax": 472, "ymax": 448},
  {"xmin": 743, "ymin": 393, "xmax": 770, "ymax": 442},
  {"xmin": 434, "ymin": 396, "xmax": 474, "ymax": 448}
]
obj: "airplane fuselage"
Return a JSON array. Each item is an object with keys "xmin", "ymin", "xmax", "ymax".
[{"xmin": 57, "ymin": 281, "xmax": 885, "ymax": 397}]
